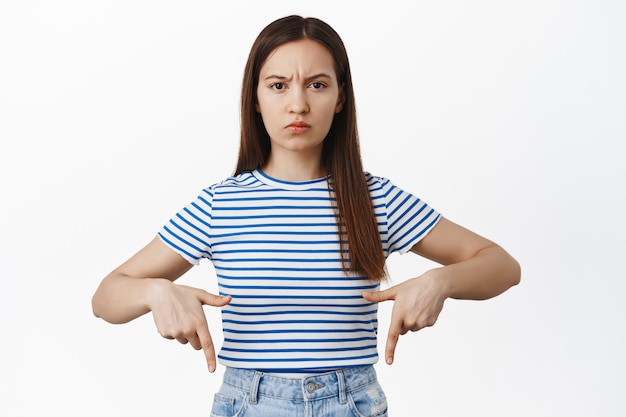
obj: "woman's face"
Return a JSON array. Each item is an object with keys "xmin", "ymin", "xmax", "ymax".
[{"xmin": 256, "ymin": 39, "xmax": 344, "ymax": 161}]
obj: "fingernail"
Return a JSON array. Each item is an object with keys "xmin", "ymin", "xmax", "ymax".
[
  {"xmin": 208, "ymin": 364, "xmax": 215, "ymax": 373},
  {"xmin": 386, "ymin": 357, "xmax": 393, "ymax": 365}
]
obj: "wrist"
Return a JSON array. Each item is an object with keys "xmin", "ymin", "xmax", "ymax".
[
  {"xmin": 143, "ymin": 278, "xmax": 173, "ymax": 311},
  {"xmin": 424, "ymin": 267, "xmax": 454, "ymax": 300}
]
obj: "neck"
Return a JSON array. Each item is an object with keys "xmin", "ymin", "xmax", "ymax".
[{"xmin": 263, "ymin": 152, "xmax": 325, "ymax": 182}]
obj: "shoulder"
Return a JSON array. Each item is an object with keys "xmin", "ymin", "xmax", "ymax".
[
  {"xmin": 204, "ymin": 171, "xmax": 263, "ymax": 193},
  {"xmin": 363, "ymin": 172, "xmax": 427, "ymax": 208},
  {"xmin": 364, "ymin": 171, "xmax": 395, "ymax": 195}
]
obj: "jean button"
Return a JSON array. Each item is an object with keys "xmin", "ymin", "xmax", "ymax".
[{"xmin": 306, "ymin": 382, "xmax": 317, "ymax": 393}]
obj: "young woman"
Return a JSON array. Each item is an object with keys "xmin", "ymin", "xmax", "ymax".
[{"xmin": 92, "ymin": 15, "xmax": 520, "ymax": 417}]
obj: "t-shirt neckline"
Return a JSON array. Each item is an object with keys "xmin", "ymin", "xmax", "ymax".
[{"xmin": 252, "ymin": 169, "xmax": 329, "ymax": 191}]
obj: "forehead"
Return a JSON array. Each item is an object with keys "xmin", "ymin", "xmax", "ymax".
[{"xmin": 259, "ymin": 39, "xmax": 336, "ymax": 77}]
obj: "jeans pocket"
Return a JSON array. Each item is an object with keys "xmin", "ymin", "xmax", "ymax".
[
  {"xmin": 210, "ymin": 385, "xmax": 248, "ymax": 417},
  {"xmin": 347, "ymin": 381, "xmax": 388, "ymax": 417}
]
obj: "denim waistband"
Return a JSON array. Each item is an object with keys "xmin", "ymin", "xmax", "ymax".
[{"xmin": 222, "ymin": 365, "xmax": 378, "ymax": 403}]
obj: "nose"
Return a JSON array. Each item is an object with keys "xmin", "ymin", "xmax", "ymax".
[{"xmin": 287, "ymin": 88, "xmax": 309, "ymax": 114}]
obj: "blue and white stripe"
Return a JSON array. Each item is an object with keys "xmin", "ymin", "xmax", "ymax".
[{"xmin": 158, "ymin": 169, "xmax": 440, "ymax": 372}]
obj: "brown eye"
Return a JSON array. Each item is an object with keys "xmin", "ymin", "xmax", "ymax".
[{"xmin": 271, "ymin": 82, "xmax": 285, "ymax": 90}]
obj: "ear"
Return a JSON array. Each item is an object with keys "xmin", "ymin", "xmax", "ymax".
[
  {"xmin": 255, "ymin": 102, "xmax": 261, "ymax": 113},
  {"xmin": 335, "ymin": 84, "xmax": 345, "ymax": 113}
]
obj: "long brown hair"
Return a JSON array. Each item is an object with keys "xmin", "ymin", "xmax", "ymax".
[{"xmin": 235, "ymin": 15, "xmax": 386, "ymax": 281}]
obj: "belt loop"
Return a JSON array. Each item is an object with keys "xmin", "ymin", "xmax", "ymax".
[
  {"xmin": 336, "ymin": 370, "xmax": 347, "ymax": 404},
  {"xmin": 249, "ymin": 371, "xmax": 263, "ymax": 404}
]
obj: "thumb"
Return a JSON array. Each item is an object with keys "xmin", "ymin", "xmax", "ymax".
[
  {"xmin": 362, "ymin": 287, "xmax": 397, "ymax": 303},
  {"xmin": 196, "ymin": 289, "xmax": 231, "ymax": 307}
]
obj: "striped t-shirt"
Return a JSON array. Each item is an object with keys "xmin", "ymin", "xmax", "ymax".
[{"xmin": 158, "ymin": 169, "xmax": 441, "ymax": 373}]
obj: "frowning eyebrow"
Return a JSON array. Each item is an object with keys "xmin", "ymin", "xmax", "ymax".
[{"xmin": 263, "ymin": 73, "xmax": 334, "ymax": 82}]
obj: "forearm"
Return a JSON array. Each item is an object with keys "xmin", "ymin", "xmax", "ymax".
[
  {"xmin": 92, "ymin": 273, "xmax": 169, "ymax": 324},
  {"xmin": 93, "ymin": 236, "xmax": 195, "ymax": 323},
  {"xmin": 432, "ymin": 244, "xmax": 521, "ymax": 300}
]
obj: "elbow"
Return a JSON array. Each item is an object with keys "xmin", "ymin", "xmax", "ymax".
[
  {"xmin": 91, "ymin": 297, "xmax": 124, "ymax": 324},
  {"xmin": 491, "ymin": 248, "xmax": 521, "ymax": 296},
  {"xmin": 91, "ymin": 293, "xmax": 104, "ymax": 320},
  {"xmin": 91, "ymin": 296, "xmax": 123, "ymax": 324},
  {"xmin": 493, "ymin": 244, "xmax": 521, "ymax": 289},
  {"xmin": 487, "ymin": 245, "xmax": 521, "ymax": 292},
  {"xmin": 91, "ymin": 276, "xmax": 120, "ymax": 323},
  {"xmin": 91, "ymin": 289, "xmax": 117, "ymax": 323},
  {"xmin": 507, "ymin": 256, "xmax": 522, "ymax": 288}
]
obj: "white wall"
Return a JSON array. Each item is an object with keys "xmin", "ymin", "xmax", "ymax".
[{"xmin": 1, "ymin": 1, "xmax": 624, "ymax": 415}]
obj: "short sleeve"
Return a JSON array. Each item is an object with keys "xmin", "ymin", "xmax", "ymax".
[
  {"xmin": 157, "ymin": 186, "xmax": 216, "ymax": 265},
  {"xmin": 376, "ymin": 176, "xmax": 441, "ymax": 255}
]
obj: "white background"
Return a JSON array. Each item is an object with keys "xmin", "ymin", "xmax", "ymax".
[{"xmin": 1, "ymin": 1, "xmax": 624, "ymax": 416}]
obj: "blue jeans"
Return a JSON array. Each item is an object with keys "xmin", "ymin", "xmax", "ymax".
[{"xmin": 210, "ymin": 365, "xmax": 388, "ymax": 417}]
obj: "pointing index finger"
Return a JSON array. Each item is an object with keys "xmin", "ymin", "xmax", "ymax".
[
  {"xmin": 385, "ymin": 328, "xmax": 401, "ymax": 365},
  {"xmin": 197, "ymin": 324, "xmax": 217, "ymax": 373},
  {"xmin": 385, "ymin": 308, "xmax": 404, "ymax": 365}
]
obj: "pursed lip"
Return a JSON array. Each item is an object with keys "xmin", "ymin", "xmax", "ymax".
[
  {"xmin": 286, "ymin": 121, "xmax": 311, "ymax": 128},
  {"xmin": 286, "ymin": 121, "xmax": 311, "ymax": 133}
]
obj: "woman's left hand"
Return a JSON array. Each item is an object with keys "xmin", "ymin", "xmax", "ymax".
[{"xmin": 362, "ymin": 271, "xmax": 447, "ymax": 366}]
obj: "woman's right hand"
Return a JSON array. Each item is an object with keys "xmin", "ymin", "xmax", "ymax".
[
  {"xmin": 147, "ymin": 280, "xmax": 231, "ymax": 372},
  {"xmin": 93, "ymin": 236, "xmax": 231, "ymax": 372}
]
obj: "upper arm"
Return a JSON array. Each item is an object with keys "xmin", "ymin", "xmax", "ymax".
[
  {"xmin": 410, "ymin": 216, "xmax": 498, "ymax": 265},
  {"xmin": 111, "ymin": 235, "xmax": 194, "ymax": 281}
]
